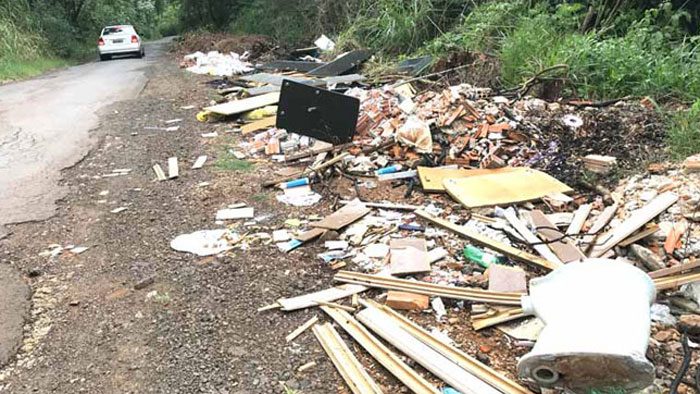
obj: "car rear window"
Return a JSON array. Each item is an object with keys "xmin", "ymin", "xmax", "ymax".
[{"xmin": 103, "ymin": 26, "xmax": 133, "ymax": 35}]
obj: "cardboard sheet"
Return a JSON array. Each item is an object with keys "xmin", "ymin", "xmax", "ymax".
[
  {"xmin": 312, "ymin": 201, "xmax": 370, "ymax": 231},
  {"xmin": 417, "ymin": 166, "xmax": 519, "ymax": 193},
  {"xmin": 443, "ymin": 168, "xmax": 572, "ymax": 208}
]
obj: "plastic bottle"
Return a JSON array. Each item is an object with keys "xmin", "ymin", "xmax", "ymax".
[{"xmin": 463, "ymin": 245, "xmax": 505, "ymax": 268}]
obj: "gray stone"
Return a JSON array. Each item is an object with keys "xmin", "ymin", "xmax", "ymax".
[
  {"xmin": 681, "ymin": 282, "xmax": 700, "ymax": 305},
  {"xmin": 630, "ymin": 244, "xmax": 665, "ymax": 271}
]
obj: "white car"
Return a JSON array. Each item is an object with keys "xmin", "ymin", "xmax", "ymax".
[{"xmin": 97, "ymin": 25, "xmax": 145, "ymax": 61}]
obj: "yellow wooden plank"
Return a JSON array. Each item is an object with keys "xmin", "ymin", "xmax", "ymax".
[
  {"xmin": 204, "ymin": 92, "xmax": 280, "ymax": 116},
  {"xmin": 321, "ymin": 306, "xmax": 440, "ymax": 394},
  {"xmin": 241, "ymin": 116, "xmax": 277, "ymax": 135},
  {"xmin": 312, "ymin": 323, "xmax": 384, "ymax": 394},
  {"xmin": 417, "ymin": 166, "xmax": 519, "ymax": 193},
  {"xmin": 286, "ymin": 316, "xmax": 319, "ymax": 342},
  {"xmin": 443, "ymin": 168, "xmax": 572, "ymax": 208}
]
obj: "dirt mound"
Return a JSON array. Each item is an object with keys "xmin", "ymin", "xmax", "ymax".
[
  {"xmin": 432, "ymin": 51, "xmax": 501, "ymax": 89},
  {"xmin": 527, "ymin": 101, "xmax": 667, "ymax": 186},
  {"xmin": 176, "ymin": 33, "xmax": 275, "ymax": 60}
]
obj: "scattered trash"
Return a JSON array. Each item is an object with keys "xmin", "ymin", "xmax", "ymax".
[
  {"xmin": 172, "ymin": 36, "xmax": 700, "ymax": 394},
  {"xmin": 170, "ymin": 229, "xmax": 240, "ymax": 257},
  {"xmin": 192, "ymin": 155, "xmax": 207, "ymax": 169},
  {"xmin": 182, "ymin": 51, "xmax": 254, "ymax": 76},
  {"xmin": 314, "ymin": 35, "xmax": 335, "ymax": 52},
  {"xmin": 167, "ymin": 157, "xmax": 179, "ymax": 179},
  {"xmin": 216, "ymin": 207, "xmax": 254, "ymax": 220}
]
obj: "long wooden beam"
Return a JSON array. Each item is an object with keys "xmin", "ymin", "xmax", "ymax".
[
  {"xmin": 471, "ymin": 307, "xmax": 527, "ymax": 331},
  {"xmin": 312, "ymin": 323, "xmax": 383, "ymax": 394},
  {"xmin": 334, "ymin": 271, "xmax": 522, "ymax": 306},
  {"xmin": 357, "ymin": 304, "xmax": 502, "ymax": 394},
  {"xmin": 364, "ymin": 300, "xmax": 534, "ymax": 394},
  {"xmin": 654, "ymin": 271, "xmax": 700, "ymax": 290},
  {"xmin": 414, "ymin": 209, "xmax": 562, "ymax": 271},
  {"xmin": 321, "ymin": 306, "xmax": 440, "ymax": 394}
]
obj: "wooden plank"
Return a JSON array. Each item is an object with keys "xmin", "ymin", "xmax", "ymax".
[
  {"xmin": 167, "ymin": 157, "xmax": 179, "ymax": 179},
  {"xmin": 339, "ymin": 200, "xmax": 419, "ymax": 211},
  {"xmin": 567, "ymin": 204, "xmax": 592, "ymax": 235},
  {"xmin": 504, "ymin": 210, "xmax": 563, "ymax": 266},
  {"xmin": 590, "ymin": 193, "xmax": 678, "ymax": 257},
  {"xmin": 619, "ymin": 225, "xmax": 659, "ymax": 247},
  {"xmin": 546, "ymin": 213, "xmax": 574, "ymax": 227},
  {"xmin": 529, "ymin": 210, "xmax": 585, "ymax": 263},
  {"xmin": 312, "ymin": 323, "xmax": 384, "ymax": 394},
  {"xmin": 204, "ymin": 92, "xmax": 280, "ymax": 116},
  {"xmin": 286, "ymin": 316, "xmax": 319, "ymax": 342},
  {"xmin": 654, "ymin": 271, "xmax": 700, "ymax": 290},
  {"xmin": 649, "ymin": 260, "xmax": 700, "ymax": 279},
  {"xmin": 580, "ymin": 204, "xmax": 618, "ymax": 252},
  {"xmin": 152, "ymin": 164, "xmax": 166, "ymax": 181},
  {"xmin": 472, "ymin": 307, "xmax": 527, "ymax": 331},
  {"xmin": 295, "ymin": 227, "xmax": 326, "ymax": 242},
  {"xmin": 334, "ymin": 271, "xmax": 522, "ymax": 305},
  {"xmin": 365, "ymin": 300, "xmax": 534, "ymax": 394},
  {"xmin": 358, "ymin": 306, "xmax": 501, "ymax": 394},
  {"xmin": 443, "ymin": 168, "xmax": 573, "ymax": 208},
  {"xmin": 415, "ymin": 209, "xmax": 562, "ymax": 271},
  {"xmin": 192, "ymin": 155, "xmax": 207, "ymax": 169},
  {"xmin": 321, "ymin": 306, "xmax": 440, "ymax": 394},
  {"xmin": 241, "ymin": 116, "xmax": 277, "ymax": 135},
  {"xmin": 315, "ymin": 300, "xmax": 355, "ymax": 312},
  {"xmin": 417, "ymin": 166, "xmax": 520, "ymax": 193},
  {"xmin": 277, "ymin": 284, "xmax": 367, "ymax": 311},
  {"xmin": 312, "ymin": 201, "xmax": 371, "ymax": 231},
  {"xmin": 390, "ymin": 238, "xmax": 430, "ymax": 275}
]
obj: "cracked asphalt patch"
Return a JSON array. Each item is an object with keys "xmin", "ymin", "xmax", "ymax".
[{"xmin": 0, "ymin": 264, "xmax": 30, "ymax": 367}]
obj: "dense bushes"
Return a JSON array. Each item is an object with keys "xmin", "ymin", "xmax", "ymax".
[{"xmin": 0, "ymin": 0, "xmax": 47, "ymax": 61}]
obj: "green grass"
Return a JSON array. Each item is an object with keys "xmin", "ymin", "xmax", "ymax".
[
  {"xmin": 214, "ymin": 151, "xmax": 255, "ymax": 172},
  {"xmin": 0, "ymin": 57, "xmax": 72, "ymax": 83},
  {"xmin": 252, "ymin": 193, "xmax": 269, "ymax": 201},
  {"xmin": 667, "ymin": 100, "xmax": 700, "ymax": 159}
]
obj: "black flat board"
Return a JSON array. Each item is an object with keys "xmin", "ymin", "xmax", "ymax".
[
  {"xmin": 397, "ymin": 56, "xmax": 433, "ymax": 76},
  {"xmin": 276, "ymin": 80, "xmax": 359, "ymax": 144},
  {"xmin": 259, "ymin": 61, "xmax": 326, "ymax": 72},
  {"xmin": 307, "ymin": 50, "xmax": 372, "ymax": 77}
]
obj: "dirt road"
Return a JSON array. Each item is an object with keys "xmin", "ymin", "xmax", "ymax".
[
  {"xmin": 0, "ymin": 38, "xmax": 171, "ymax": 227},
  {"xmin": 0, "ymin": 40, "xmax": 359, "ymax": 394}
]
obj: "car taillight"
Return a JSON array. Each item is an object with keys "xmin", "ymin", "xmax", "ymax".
[
  {"xmin": 131, "ymin": 35, "xmax": 139, "ymax": 44},
  {"xmin": 98, "ymin": 37, "xmax": 105, "ymax": 46}
]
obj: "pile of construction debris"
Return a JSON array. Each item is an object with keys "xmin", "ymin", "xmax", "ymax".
[{"xmin": 170, "ymin": 36, "xmax": 700, "ymax": 393}]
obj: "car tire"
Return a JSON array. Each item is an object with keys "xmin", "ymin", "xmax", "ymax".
[
  {"xmin": 139, "ymin": 49, "xmax": 145, "ymax": 59},
  {"xmin": 100, "ymin": 54, "xmax": 110, "ymax": 61}
]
